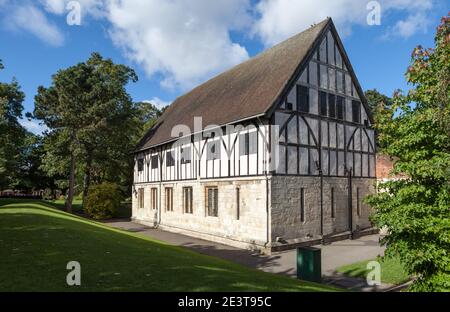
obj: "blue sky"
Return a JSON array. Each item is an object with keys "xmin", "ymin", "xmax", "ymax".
[{"xmin": 0, "ymin": 0, "xmax": 447, "ymax": 134}]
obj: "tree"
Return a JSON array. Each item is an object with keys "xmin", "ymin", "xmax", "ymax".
[
  {"xmin": 17, "ymin": 133, "xmax": 60, "ymax": 192},
  {"xmin": 135, "ymin": 101, "xmax": 163, "ymax": 137},
  {"xmin": 366, "ymin": 14, "xmax": 450, "ymax": 291},
  {"xmin": 364, "ymin": 89, "xmax": 392, "ymax": 148},
  {"xmin": 364, "ymin": 89, "xmax": 392, "ymax": 115},
  {"xmin": 0, "ymin": 60, "xmax": 27, "ymax": 189},
  {"xmin": 34, "ymin": 52, "xmax": 138, "ymax": 212}
]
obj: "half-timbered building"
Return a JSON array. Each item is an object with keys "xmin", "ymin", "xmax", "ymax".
[{"xmin": 133, "ymin": 18, "xmax": 376, "ymax": 252}]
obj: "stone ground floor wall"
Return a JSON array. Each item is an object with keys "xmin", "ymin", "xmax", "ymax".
[
  {"xmin": 132, "ymin": 177, "xmax": 269, "ymax": 250},
  {"xmin": 270, "ymin": 176, "xmax": 376, "ymax": 246},
  {"xmin": 132, "ymin": 175, "xmax": 376, "ymax": 252}
]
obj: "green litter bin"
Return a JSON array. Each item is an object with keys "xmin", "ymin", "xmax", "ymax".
[{"xmin": 296, "ymin": 247, "xmax": 322, "ymax": 282}]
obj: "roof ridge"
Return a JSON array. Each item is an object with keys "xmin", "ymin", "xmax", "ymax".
[{"xmin": 137, "ymin": 18, "xmax": 331, "ymax": 151}]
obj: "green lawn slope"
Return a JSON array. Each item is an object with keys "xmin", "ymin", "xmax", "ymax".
[{"xmin": 0, "ymin": 199, "xmax": 338, "ymax": 292}]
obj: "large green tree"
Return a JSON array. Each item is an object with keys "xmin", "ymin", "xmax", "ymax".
[
  {"xmin": 0, "ymin": 60, "xmax": 27, "ymax": 189},
  {"xmin": 367, "ymin": 14, "xmax": 450, "ymax": 291},
  {"xmin": 364, "ymin": 89, "xmax": 393, "ymax": 115},
  {"xmin": 364, "ymin": 89, "xmax": 392, "ymax": 148},
  {"xmin": 34, "ymin": 53, "xmax": 138, "ymax": 211}
]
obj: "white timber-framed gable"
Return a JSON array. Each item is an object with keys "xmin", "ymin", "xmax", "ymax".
[{"xmin": 132, "ymin": 18, "xmax": 377, "ymax": 253}]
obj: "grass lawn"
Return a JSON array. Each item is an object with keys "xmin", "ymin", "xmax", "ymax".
[
  {"xmin": 336, "ymin": 256, "xmax": 411, "ymax": 285},
  {"xmin": 0, "ymin": 199, "xmax": 339, "ymax": 292}
]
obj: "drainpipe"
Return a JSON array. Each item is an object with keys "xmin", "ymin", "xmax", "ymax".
[
  {"xmin": 261, "ymin": 116, "xmax": 271, "ymax": 250},
  {"xmin": 158, "ymin": 148, "xmax": 162, "ymax": 226},
  {"xmin": 347, "ymin": 167, "xmax": 353, "ymax": 239},
  {"xmin": 319, "ymin": 168, "xmax": 324, "ymax": 241},
  {"xmin": 265, "ymin": 172, "xmax": 270, "ymax": 249}
]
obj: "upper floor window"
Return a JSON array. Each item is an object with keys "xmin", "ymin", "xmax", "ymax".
[
  {"xmin": 297, "ymin": 85, "xmax": 309, "ymax": 113},
  {"xmin": 166, "ymin": 151, "xmax": 175, "ymax": 167},
  {"xmin": 239, "ymin": 132, "xmax": 257, "ymax": 156},
  {"xmin": 352, "ymin": 101, "xmax": 361, "ymax": 123},
  {"xmin": 319, "ymin": 91, "xmax": 327, "ymax": 116},
  {"xmin": 180, "ymin": 147, "xmax": 191, "ymax": 164},
  {"xmin": 151, "ymin": 155, "xmax": 158, "ymax": 169},
  {"xmin": 336, "ymin": 96, "xmax": 345, "ymax": 120},
  {"xmin": 328, "ymin": 94, "xmax": 336, "ymax": 118},
  {"xmin": 207, "ymin": 141, "xmax": 220, "ymax": 160},
  {"xmin": 137, "ymin": 159, "xmax": 144, "ymax": 172}
]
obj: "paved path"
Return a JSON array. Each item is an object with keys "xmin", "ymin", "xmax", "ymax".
[{"xmin": 105, "ymin": 220, "xmax": 389, "ymax": 291}]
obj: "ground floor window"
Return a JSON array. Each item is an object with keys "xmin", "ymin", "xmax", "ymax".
[
  {"xmin": 331, "ymin": 187, "xmax": 335, "ymax": 218},
  {"xmin": 206, "ymin": 187, "xmax": 218, "ymax": 217},
  {"xmin": 165, "ymin": 187, "xmax": 173, "ymax": 211},
  {"xmin": 183, "ymin": 187, "xmax": 193, "ymax": 214},
  {"xmin": 236, "ymin": 187, "xmax": 240, "ymax": 220},
  {"xmin": 151, "ymin": 188, "xmax": 158, "ymax": 210},
  {"xmin": 356, "ymin": 187, "xmax": 360, "ymax": 216},
  {"xmin": 138, "ymin": 188, "xmax": 144, "ymax": 209},
  {"xmin": 300, "ymin": 188, "xmax": 305, "ymax": 222}
]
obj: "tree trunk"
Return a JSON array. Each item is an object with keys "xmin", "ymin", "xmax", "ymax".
[{"xmin": 66, "ymin": 153, "xmax": 76, "ymax": 213}]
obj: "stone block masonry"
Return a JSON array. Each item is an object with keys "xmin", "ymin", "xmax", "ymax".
[
  {"xmin": 133, "ymin": 175, "xmax": 376, "ymax": 253},
  {"xmin": 133, "ymin": 176, "xmax": 270, "ymax": 251}
]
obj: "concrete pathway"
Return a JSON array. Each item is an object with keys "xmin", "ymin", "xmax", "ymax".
[{"xmin": 104, "ymin": 220, "xmax": 389, "ymax": 291}]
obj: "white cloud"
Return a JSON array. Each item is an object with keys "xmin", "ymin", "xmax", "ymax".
[
  {"xmin": 40, "ymin": 0, "xmax": 104, "ymax": 18},
  {"xmin": 144, "ymin": 97, "xmax": 172, "ymax": 110},
  {"xmin": 1, "ymin": 0, "xmax": 436, "ymax": 92},
  {"xmin": 20, "ymin": 118, "xmax": 49, "ymax": 135},
  {"xmin": 385, "ymin": 12, "xmax": 431, "ymax": 39},
  {"xmin": 3, "ymin": 3, "xmax": 64, "ymax": 46},
  {"xmin": 105, "ymin": 0, "xmax": 251, "ymax": 90},
  {"xmin": 40, "ymin": 0, "xmax": 65, "ymax": 14},
  {"xmin": 253, "ymin": 0, "xmax": 435, "ymax": 46},
  {"xmin": 36, "ymin": 0, "xmax": 252, "ymax": 90}
]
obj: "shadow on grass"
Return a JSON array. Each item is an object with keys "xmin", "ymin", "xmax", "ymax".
[
  {"xmin": 179, "ymin": 242, "xmax": 297, "ymax": 277},
  {"xmin": 0, "ymin": 201, "xmax": 338, "ymax": 292}
]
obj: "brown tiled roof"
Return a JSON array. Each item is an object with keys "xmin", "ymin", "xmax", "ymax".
[{"xmin": 136, "ymin": 18, "xmax": 330, "ymax": 151}]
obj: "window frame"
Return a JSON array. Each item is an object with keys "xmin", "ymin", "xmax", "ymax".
[
  {"xmin": 352, "ymin": 100, "xmax": 361, "ymax": 124},
  {"xmin": 319, "ymin": 91, "xmax": 328, "ymax": 116},
  {"xmin": 296, "ymin": 85, "xmax": 309, "ymax": 113},
  {"xmin": 300, "ymin": 188, "xmax": 305, "ymax": 222},
  {"xmin": 151, "ymin": 155, "xmax": 159, "ymax": 169},
  {"xmin": 236, "ymin": 187, "xmax": 240, "ymax": 220},
  {"xmin": 206, "ymin": 141, "xmax": 220, "ymax": 160},
  {"xmin": 166, "ymin": 151, "xmax": 175, "ymax": 167},
  {"xmin": 180, "ymin": 147, "xmax": 191, "ymax": 164},
  {"xmin": 328, "ymin": 94, "xmax": 336, "ymax": 118},
  {"xmin": 137, "ymin": 159, "xmax": 144, "ymax": 172},
  {"xmin": 138, "ymin": 188, "xmax": 144, "ymax": 209},
  {"xmin": 336, "ymin": 96, "xmax": 345, "ymax": 120},
  {"xmin": 206, "ymin": 187, "xmax": 218, "ymax": 217},
  {"xmin": 151, "ymin": 188, "xmax": 158, "ymax": 210},
  {"xmin": 165, "ymin": 187, "xmax": 173, "ymax": 212},
  {"xmin": 183, "ymin": 187, "xmax": 193, "ymax": 214}
]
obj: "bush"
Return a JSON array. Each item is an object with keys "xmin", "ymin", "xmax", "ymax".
[{"xmin": 84, "ymin": 183, "xmax": 123, "ymax": 220}]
